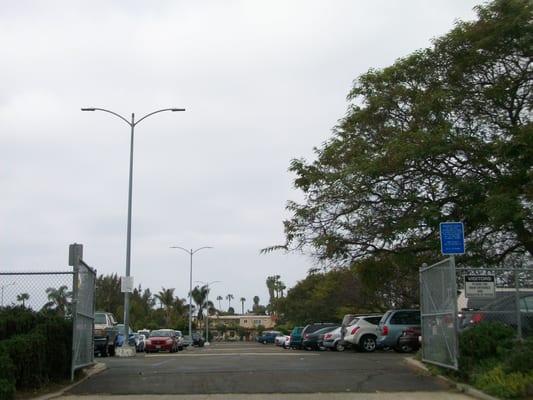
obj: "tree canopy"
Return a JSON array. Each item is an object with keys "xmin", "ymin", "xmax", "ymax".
[{"xmin": 273, "ymin": 0, "xmax": 532, "ymax": 269}]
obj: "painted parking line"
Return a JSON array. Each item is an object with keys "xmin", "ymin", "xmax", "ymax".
[
  {"xmin": 203, "ymin": 347, "xmax": 275, "ymax": 351},
  {"xmin": 144, "ymin": 352, "xmax": 319, "ymax": 358}
]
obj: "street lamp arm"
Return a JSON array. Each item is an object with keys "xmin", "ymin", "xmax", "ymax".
[
  {"xmin": 192, "ymin": 246, "xmax": 213, "ymax": 255},
  {"xmin": 135, "ymin": 108, "xmax": 185, "ymax": 126},
  {"xmin": 170, "ymin": 246, "xmax": 192, "ymax": 255},
  {"xmin": 81, "ymin": 107, "xmax": 131, "ymax": 126}
]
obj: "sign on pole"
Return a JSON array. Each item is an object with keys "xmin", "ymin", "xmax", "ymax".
[
  {"xmin": 121, "ymin": 276, "xmax": 134, "ymax": 293},
  {"xmin": 440, "ymin": 222, "xmax": 465, "ymax": 255},
  {"xmin": 464, "ymin": 275, "xmax": 495, "ymax": 298}
]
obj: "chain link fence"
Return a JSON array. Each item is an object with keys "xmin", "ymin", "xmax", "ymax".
[
  {"xmin": 420, "ymin": 257, "xmax": 459, "ymax": 370},
  {"xmin": 1, "ymin": 257, "xmax": 96, "ymax": 381},
  {"xmin": 457, "ymin": 267, "xmax": 533, "ymax": 340},
  {"xmin": 0, "ymin": 271, "xmax": 74, "ymax": 315}
]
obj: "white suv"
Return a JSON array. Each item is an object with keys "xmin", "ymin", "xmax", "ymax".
[{"xmin": 342, "ymin": 315, "xmax": 382, "ymax": 352}]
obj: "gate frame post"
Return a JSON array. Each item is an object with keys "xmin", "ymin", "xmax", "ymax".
[{"xmin": 69, "ymin": 244, "xmax": 82, "ymax": 382}]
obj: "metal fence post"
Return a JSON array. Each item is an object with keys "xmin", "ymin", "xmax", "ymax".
[
  {"xmin": 515, "ymin": 269, "xmax": 523, "ymax": 341},
  {"xmin": 69, "ymin": 244, "xmax": 82, "ymax": 381}
]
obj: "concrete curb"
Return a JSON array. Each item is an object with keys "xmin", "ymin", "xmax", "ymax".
[
  {"xmin": 32, "ymin": 362, "xmax": 107, "ymax": 400},
  {"xmin": 404, "ymin": 357, "xmax": 499, "ymax": 400}
]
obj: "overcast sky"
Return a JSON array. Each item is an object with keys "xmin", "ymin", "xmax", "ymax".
[{"xmin": 1, "ymin": 1, "xmax": 479, "ymax": 312}]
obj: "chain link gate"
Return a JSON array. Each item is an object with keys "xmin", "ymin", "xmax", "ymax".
[
  {"xmin": 420, "ymin": 257, "xmax": 459, "ymax": 370},
  {"xmin": 0, "ymin": 257, "xmax": 96, "ymax": 381},
  {"xmin": 71, "ymin": 259, "xmax": 96, "ymax": 380}
]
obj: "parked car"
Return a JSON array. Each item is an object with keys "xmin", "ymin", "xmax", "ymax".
[
  {"xmin": 302, "ymin": 325, "xmax": 340, "ymax": 350},
  {"xmin": 136, "ymin": 334, "xmax": 146, "ymax": 352},
  {"xmin": 322, "ymin": 327, "xmax": 344, "ymax": 351},
  {"xmin": 116, "ymin": 324, "xmax": 136, "ymax": 348},
  {"xmin": 284, "ymin": 335, "xmax": 291, "ymax": 349},
  {"xmin": 301, "ymin": 323, "xmax": 339, "ymax": 346},
  {"xmin": 343, "ymin": 315, "xmax": 382, "ymax": 352},
  {"xmin": 192, "ymin": 332, "xmax": 205, "ymax": 347},
  {"xmin": 145, "ymin": 329, "xmax": 179, "ymax": 353},
  {"xmin": 93, "ymin": 311, "xmax": 119, "ymax": 357},
  {"xmin": 459, "ymin": 293, "xmax": 533, "ymax": 335},
  {"xmin": 398, "ymin": 327, "xmax": 421, "ymax": 352},
  {"xmin": 275, "ymin": 334, "xmax": 290, "ymax": 347},
  {"xmin": 175, "ymin": 330, "xmax": 185, "ymax": 350},
  {"xmin": 257, "ymin": 331, "xmax": 283, "ymax": 344},
  {"xmin": 289, "ymin": 326, "xmax": 304, "ymax": 349},
  {"xmin": 377, "ymin": 309, "xmax": 421, "ymax": 352},
  {"xmin": 182, "ymin": 335, "xmax": 193, "ymax": 347}
]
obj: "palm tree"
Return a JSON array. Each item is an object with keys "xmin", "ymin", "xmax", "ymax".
[
  {"xmin": 154, "ymin": 287, "xmax": 175, "ymax": 325},
  {"xmin": 240, "ymin": 297, "xmax": 246, "ymax": 314},
  {"xmin": 226, "ymin": 294, "xmax": 234, "ymax": 310},
  {"xmin": 16, "ymin": 293, "xmax": 29, "ymax": 307},
  {"xmin": 252, "ymin": 296, "xmax": 260, "ymax": 313},
  {"xmin": 42, "ymin": 286, "xmax": 72, "ymax": 316},
  {"xmin": 216, "ymin": 295, "xmax": 223, "ymax": 310},
  {"xmin": 191, "ymin": 285, "xmax": 210, "ymax": 323}
]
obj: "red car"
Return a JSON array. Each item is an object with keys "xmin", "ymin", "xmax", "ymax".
[{"xmin": 145, "ymin": 329, "xmax": 179, "ymax": 353}]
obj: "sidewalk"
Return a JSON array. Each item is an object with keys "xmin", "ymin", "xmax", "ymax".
[{"xmin": 59, "ymin": 392, "xmax": 474, "ymax": 400}]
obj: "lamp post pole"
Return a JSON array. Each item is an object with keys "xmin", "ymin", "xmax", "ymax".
[
  {"xmin": 170, "ymin": 246, "xmax": 213, "ymax": 337},
  {"xmin": 195, "ymin": 280, "xmax": 221, "ymax": 344},
  {"xmin": 82, "ymin": 107, "xmax": 185, "ymax": 354}
]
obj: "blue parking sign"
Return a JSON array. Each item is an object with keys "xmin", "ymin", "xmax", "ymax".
[{"xmin": 440, "ymin": 222, "xmax": 465, "ymax": 255}]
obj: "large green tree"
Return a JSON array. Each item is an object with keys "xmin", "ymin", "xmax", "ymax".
[
  {"xmin": 276, "ymin": 267, "xmax": 383, "ymax": 326},
  {"xmin": 270, "ymin": 0, "xmax": 532, "ymax": 269}
]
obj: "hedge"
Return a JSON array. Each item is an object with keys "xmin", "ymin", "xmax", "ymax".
[
  {"xmin": 0, "ymin": 308, "xmax": 73, "ymax": 400},
  {"xmin": 441, "ymin": 322, "xmax": 533, "ymax": 399}
]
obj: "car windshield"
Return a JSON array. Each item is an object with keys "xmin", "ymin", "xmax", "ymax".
[
  {"xmin": 94, "ymin": 313, "xmax": 107, "ymax": 324},
  {"xmin": 150, "ymin": 330, "xmax": 173, "ymax": 337}
]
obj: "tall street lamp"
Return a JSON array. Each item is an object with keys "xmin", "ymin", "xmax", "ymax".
[
  {"xmin": 195, "ymin": 280, "xmax": 221, "ymax": 344},
  {"xmin": 82, "ymin": 107, "xmax": 185, "ymax": 353},
  {"xmin": 170, "ymin": 246, "xmax": 213, "ymax": 337}
]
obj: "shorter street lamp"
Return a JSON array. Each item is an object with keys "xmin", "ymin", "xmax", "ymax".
[
  {"xmin": 195, "ymin": 280, "xmax": 221, "ymax": 345},
  {"xmin": 170, "ymin": 246, "xmax": 213, "ymax": 336}
]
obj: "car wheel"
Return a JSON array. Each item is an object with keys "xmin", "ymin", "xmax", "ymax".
[
  {"xmin": 335, "ymin": 341, "xmax": 345, "ymax": 352},
  {"xmin": 359, "ymin": 335, "xmax": 377, "ymax": 353},
  {"xmin": 394, "ymin": 343, "xmax": 414, "ymax": 353}
]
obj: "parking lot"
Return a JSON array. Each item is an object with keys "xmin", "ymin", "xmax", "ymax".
[{"xmin": 67, "ymin": 342, "xmax": 456, "ymax": 396}]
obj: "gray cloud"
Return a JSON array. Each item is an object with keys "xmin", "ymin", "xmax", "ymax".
[{"xmin": 1, "ymin": 0, "xmax": 478, "ymax": 307}]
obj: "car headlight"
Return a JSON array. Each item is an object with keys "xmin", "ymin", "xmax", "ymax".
[{"xmin": 145, "ymin": 339, "xmax": 151, "ymax": 345}]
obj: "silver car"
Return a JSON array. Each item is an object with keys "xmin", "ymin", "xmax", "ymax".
[{"xmin": 322, "ymin": 326, "xmax": 345, "ymax": 351}]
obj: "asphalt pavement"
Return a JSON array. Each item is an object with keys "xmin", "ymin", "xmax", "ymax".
[{"xmin": 64, "ymin": 342, "xmax": 472, "ymax": 399}]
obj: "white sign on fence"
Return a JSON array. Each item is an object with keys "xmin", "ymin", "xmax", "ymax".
[
  {"xmin": 464, "ymin": 275, "xmax": 495, "ymax": 298},
  {"xmin": 121, "ymin": 276, "xmax": 134, "ymax": 293}
]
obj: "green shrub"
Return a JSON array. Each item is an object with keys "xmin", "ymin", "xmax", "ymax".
[
  {"xmin": 458, "ymin": 322, "xmax": 515, "ymax": 376},
  {"xmin": 0, "ymin": 307, "xmax": 39, "ymax": 341},
  {"xmin": 0, "ymin": 352, "xmax": 15, "ymax": 400},
  {"xmin": 0, "ymin": 378, "xmax": 15, "ymax": 400},
  {"xmin": 1, "ymin": 333, "xmax": 47, "ymax": 389},
  {"xmin": 504, "ymin": 342, "xmax": 533, "ymax": 374},
  {"xmin": 474, "ymin": 366, "xmax": 533, "ymax": 399},
  {"xmin": 34, "ymin": 317, "xmax": 72, "ymax": 381}
]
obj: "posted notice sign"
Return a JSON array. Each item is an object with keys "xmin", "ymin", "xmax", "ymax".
[
  {"xmin": 121, "ymin": 276, "xmax": 134, "ymax": 293},
  {"xmin": 440, "ymin": 222, "xmax": 465, "ymax": 255},
  {"xmin": 464, "ymin": 275, "xmax": 495, "ymax": 298}
]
